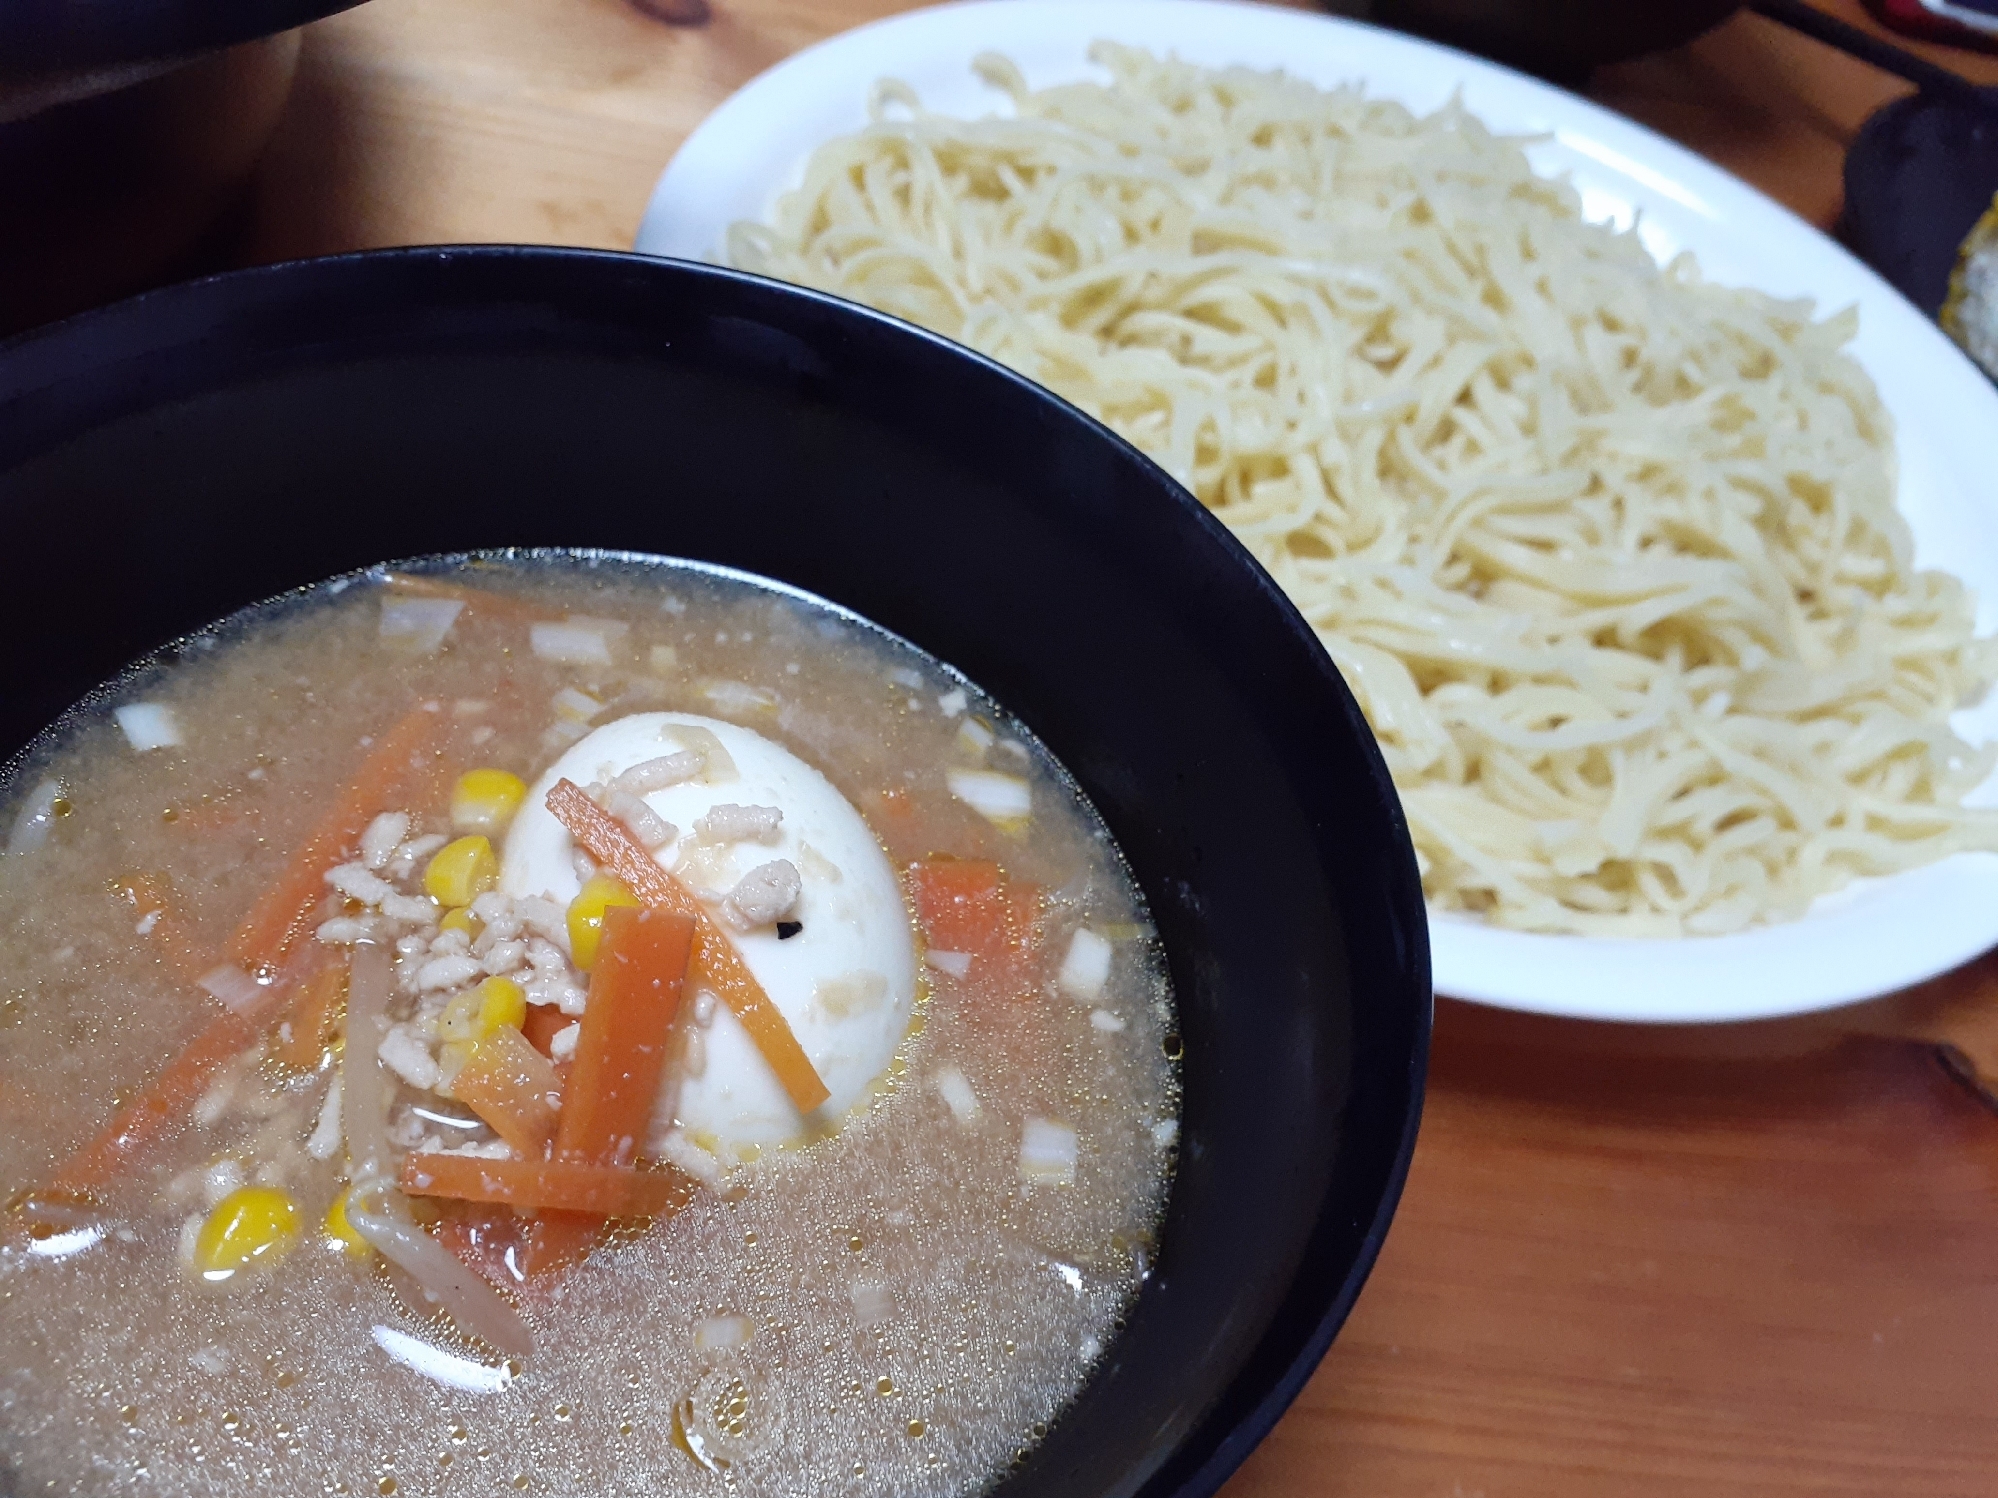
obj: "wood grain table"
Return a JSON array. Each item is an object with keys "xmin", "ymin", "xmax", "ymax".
[{"xmin": 231, "ymin": 3, "xmax": 1998, "ymax": 1493}]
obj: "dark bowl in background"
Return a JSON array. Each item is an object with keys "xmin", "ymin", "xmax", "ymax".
[
  {"xmin": 1371, "ymin": 0, "xmax": 1744, "ymax": 81},
  {"xmin": 0, "ymin": 247, "xmax": 1430, "ymax": 1497},
  {"xmin": 1841, "ymin": 84, "xmax": 1998, "ymax": 319},
  {"xmin": 0, "ymin": 0, "xmax": 373, "ymax": 338}
]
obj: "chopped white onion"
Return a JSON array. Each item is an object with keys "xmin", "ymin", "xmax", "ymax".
[
  {"xmin": 937, "ymin": 689, "xmax": 968, "ymax": 717},
  {"xmin": 379, "ymin": 597, "xmax": 464, "ymax": 654},
  {"xmin": 197, "ymin": 964, "xmax": 266, "ymax": 1016},
  {"xmin": 934, "ymin": 1065, "xmax": 981, "ymax": 1124},
  {"xmin": 663, "ymin": 725, "xmax": 737, "ymax": 782},
  {"xmin": 189, "ymin": 1345, "xmax": 232, "ymax": 1376},
  {"xmin": 925, "ymin": 949, "xmax": 972, "ymax": 979},
  {"xmin": 700, "ymin": 679, "xmax": 777, "ymax": 716},
  {"xmin": 6, "ymin": 779, "xmax": 63, "ymax": 855},
  {"xmin": 947, "ymin": 769, "xmax": 1031, "ymax": 826},
  {"xmin": 551, "ymin": 686, "xmax": 603, "ymax": 724},
  {"xmin": 1058, "ymin": 929, "xmax": 1114, "ymax": 1000},
  {"xmin": 696, "ymin": 1315, "xmax": 754, "ymax": 1352},
  {"xmin": 1089, "ymin": 1009, "xmax": 1127, "ymax": 1033},
  {"xmin": 530, "ymin": 619, "xmax": 620, "ymax": 665},
  {"xmin": 1152, "ymin": 1119, "xmax": 1180, "ymax": 1149},
  {"xmin": 956, "ymin": 719, "xmax": 996, "ymax": 757},
  {"xmin": 114, "ymin": 703, "xmax": 182, "ymax": 752},
  {"xmin": 848, "ymin": 1281, "xmax": 895, "ymax": 1327},
  {"xmin": 1019, "ymin": 1117, "xmax": 1077, "ymax": 1187}
]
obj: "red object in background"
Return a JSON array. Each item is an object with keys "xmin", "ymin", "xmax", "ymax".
[{"xmin": 1868, "ymin": 0, "xmax": 1998, "ymax": 48}]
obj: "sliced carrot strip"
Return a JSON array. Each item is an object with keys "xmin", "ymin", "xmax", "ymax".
[
  {"xmin": 51, "ymin": 702, "xmax": 452, "ymax": 1197},
  {"xmin": 554, "ymin": 906, "xmax": 694, "ymax": 1165},
  {"xmin": 112, "ymin": 872, "xmax": 213, "ymax": 985},
  {"xmin": 450, "ymin": 1028, "xmax": 564, "ymax": 1160},
  {"xmin": 520, "ymin": 1003, "xmax": 569, "ymax": 1058},
  {"xmin": 48, "ymin": 986, "xmax": 285, "ymax": 1197},
  {"xmin": 525, "ymin": 905, "xmax": 695, "ymax": 1277},
  {"xmin": 907, "ymin": 859, "xmax": 1011, "ymax": 960},
  {"xmin": 401, "ymin": 1153, "xmax": 697, "ymax": 1217},
  {"xmin": 907, "ymin": 857, "xmax": 1044, "ymax": 989},
  {"xmin": 227, "ymin": 703, "xmax": 453, "ymax": 973},
  {"xmin": 272, "ymin": 961, "xmax": 347, "ymax": 1072},
  {"xmin": 544, "ymin": 778, "xmax": 830, "ymax": 1114}
]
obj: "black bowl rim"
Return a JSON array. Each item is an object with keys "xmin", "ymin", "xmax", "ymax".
[
  {"xmin": 0, "ymin": 0, "xmax": 370, "ymax": 84},
  {"xmin": 0, "ymin": 242, "xmax": 1432, "ymax": 1498}
]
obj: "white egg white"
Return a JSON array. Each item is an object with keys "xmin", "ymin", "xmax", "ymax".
[{"xmin": 500, "ymin": 713, "xmax": 915, "ymax": 1151}]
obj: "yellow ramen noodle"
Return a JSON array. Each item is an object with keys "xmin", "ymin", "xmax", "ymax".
[{"xmin": 731, "ymin": 43, "xmax": 1998, "ymax": 936}]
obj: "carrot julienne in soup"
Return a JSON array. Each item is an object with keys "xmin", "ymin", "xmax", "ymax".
[{"xmin": 0, "ymin": 553, "xmax": 1177, "ymax": 1497}]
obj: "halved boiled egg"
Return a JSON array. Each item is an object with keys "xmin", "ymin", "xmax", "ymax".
[{"xmin": 500, "ymin": 713, "xmax": 915, "ymax": 1153}]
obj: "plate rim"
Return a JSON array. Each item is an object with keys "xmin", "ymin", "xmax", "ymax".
[{"xmin": 638, "ymin": 0, "xmax": 1998, "ymax": 1024}]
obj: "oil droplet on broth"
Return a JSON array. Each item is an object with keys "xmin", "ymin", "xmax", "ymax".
[
  {"xmin": 378, "ymin": 1478, "xmax": 398, "ymax": 1496},
  {"xmin": 876, "ymin": 1377, "xmax": 895, "ymax": 1396},
  {"xmin": 908, "ymin": 1420, "xmax": 927, "ymax": 1439}
]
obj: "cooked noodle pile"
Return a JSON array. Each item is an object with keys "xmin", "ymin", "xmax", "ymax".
[{"xmin": 729, "ymin": 44, "xmax": 1998, "ymax": 935}]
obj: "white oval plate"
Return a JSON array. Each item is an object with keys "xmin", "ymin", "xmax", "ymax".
[{"xmin": 637, "ymin": 0, "xmax": 1998, "ymax": 1023}]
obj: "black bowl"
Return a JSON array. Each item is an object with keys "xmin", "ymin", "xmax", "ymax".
[
  {"xmin": 0, "ymin": 247, "xmax": 1430, "ymax": 1498},
  {"xmin": 0, "ymin": 0, "xmax": 369, "ymax": 86},
  {"xmin": 1373, "ymin": 0, "xmax": 1742, "ymax": 82},
  {"xmin": 1841, "ymin": 85, "xmax": 1998, "ymax": 321}
]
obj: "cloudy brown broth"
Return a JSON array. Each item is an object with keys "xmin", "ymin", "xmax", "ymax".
[{"xmin": 0, "ymin": 555, "xmax": 1177, "ymax": 1497}]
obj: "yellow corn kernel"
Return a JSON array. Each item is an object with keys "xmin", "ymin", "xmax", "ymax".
[
  {"xmin": 424, "ymin": 835, "xmax": 498, "ymax": 908},
  {"xmin": 438, "ymin": 976, "xmax": 526, "ymax": 1046},
  {"xmin": 477, "ymin": 974, "xmax": 527, "ymax": 1033},
  {"xmin": 323, "ymin": 1187, "xmax": 370, "ymax": 1258},
  {"xmin": 567, "ymin": 873, "xmax": 640, "ymax": 970},
  {"xmin": 452, "ymin": 768, "xmax": 529, "ymax": 836},
  {"xmin": 195, "ymin": 1185, "xmax": 301, "ymax": 1280},
  {"xmin": 437, "ymin": 991, "xmax": 484, "ymax": 1045},
  {"xmin": 438, "ymin": 904, "xmax": 480, "ymax": 939}
]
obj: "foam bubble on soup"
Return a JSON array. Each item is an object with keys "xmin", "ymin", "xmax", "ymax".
[{"xmin": 0, "ymin": 554, "xmax": 1177, "ymax": 1497}]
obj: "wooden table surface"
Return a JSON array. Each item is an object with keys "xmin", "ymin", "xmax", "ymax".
[{"xmin": 234, "ymin": 2, "xmax": 1998, "ymax": 1493}]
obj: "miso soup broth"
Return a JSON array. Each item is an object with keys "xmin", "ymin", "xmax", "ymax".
[{"xmin": 0, "ymin": 554, "xmax": 1178, "ymax": 1497}]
